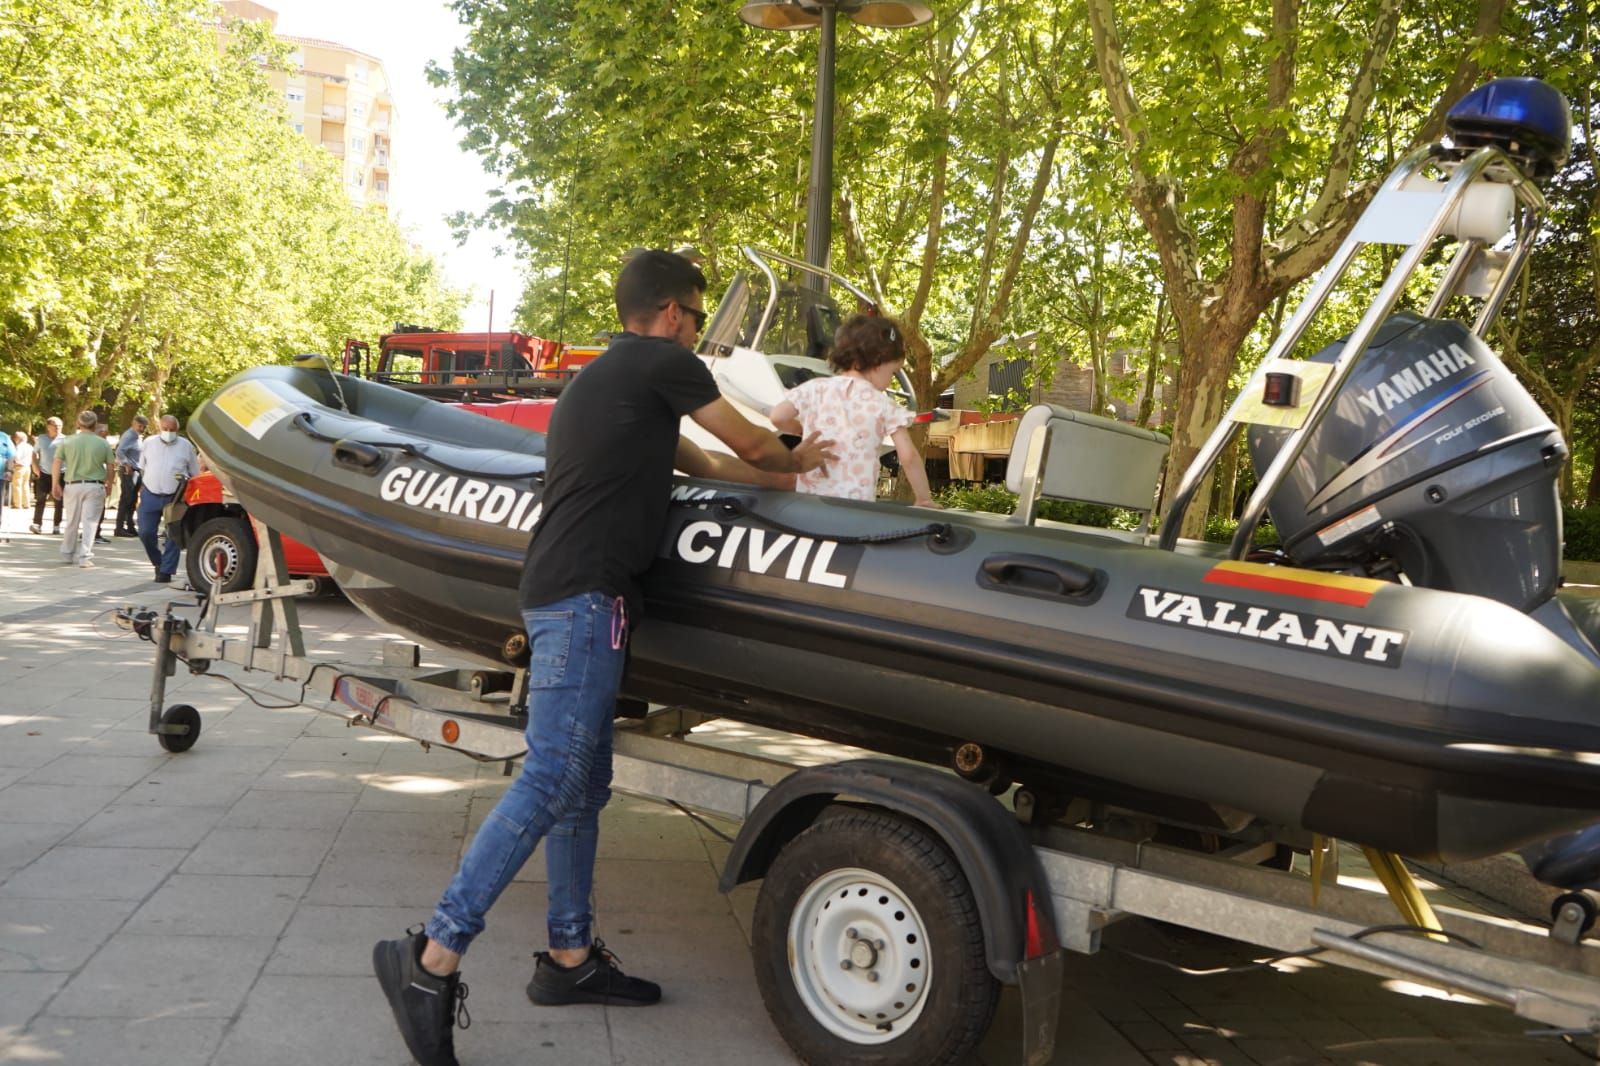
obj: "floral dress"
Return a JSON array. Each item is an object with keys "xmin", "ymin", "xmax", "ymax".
[{"xmin": 783, "ymin": 375, "xmax": 914, "ymax": 501}]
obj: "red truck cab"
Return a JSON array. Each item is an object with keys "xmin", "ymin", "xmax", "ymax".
[{"xmin": 341, "ymin": 328, "xmax": 602, "ymax": 399}]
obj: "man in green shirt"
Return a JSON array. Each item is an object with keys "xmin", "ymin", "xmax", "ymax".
[{"xmin": 51, "ymin": 410, "xmax": 114, "ymax": 567}]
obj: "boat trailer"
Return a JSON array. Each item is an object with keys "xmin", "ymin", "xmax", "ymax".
[{"xmin": 123, "ymin": 530, "xmax": 1600, "ymax": 1065}]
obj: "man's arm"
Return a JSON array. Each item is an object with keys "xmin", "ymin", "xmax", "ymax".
[
  {"xmin": 674, "ymin": 437, "xmax": 796, "ymax": 490},
  {"xmin": 688, "ymin": 397, "xmax": 834, "ymax": 474},
  {"xmin": 50, "ymin": 449, "xmax": 62, "ymax": 498}
]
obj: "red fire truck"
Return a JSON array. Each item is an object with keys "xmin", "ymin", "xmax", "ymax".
[{"xmin": 340, "ymin": 327, "xmax": 603, "ymax": 399}]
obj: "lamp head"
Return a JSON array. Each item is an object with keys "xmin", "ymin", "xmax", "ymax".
[{"xmin": 738, "ymin": 0, "xmax": 823, "ymax": 30}]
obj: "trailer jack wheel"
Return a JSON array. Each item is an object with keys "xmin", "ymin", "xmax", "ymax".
[
  {"xmin": 1551, "ymin": 892, "xmax": 1598, "ymax": 944},
  {"xmin": 751, "ymin": 808, "xmax": 998, "ymax": 1066},
  {"xmin": 156, "ymin": 703, "xmax": 202, "ymax": 754}
]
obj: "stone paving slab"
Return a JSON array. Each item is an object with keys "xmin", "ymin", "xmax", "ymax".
[{"xmin": 0, "ymin": 520, "xmax": 1591, "ymax": 1065}]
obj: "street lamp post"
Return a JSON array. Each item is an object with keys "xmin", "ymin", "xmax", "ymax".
[{"xmin": 739, "ymin": 0, "xmax": 933, "ymax": 292}]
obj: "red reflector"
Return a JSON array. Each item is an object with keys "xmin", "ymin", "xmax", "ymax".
[
  {"xmin": 1023, "ymin": 888, "xmax": 1049, "ymax": 959},
  {"xmin": 441, "ymin": 720, "xmax": 460, "ymax": 744}
]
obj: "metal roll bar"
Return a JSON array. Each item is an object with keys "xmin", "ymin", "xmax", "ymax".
[{"xmin": 1158, "ymin": 144, "xmax": 1549, "ymax": 556}]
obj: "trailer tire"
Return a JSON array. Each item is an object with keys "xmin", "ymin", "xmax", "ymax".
[
  {"xmin": 157, "ymin": 704, "xmax": 201, "ymax": 754},
  {"xmin": 751, "ymin": 807, "xmax": 998, "ymax": 1066},
  {"xmin": 186, "ymin": 516, "xmax": 257, "ymax": 595}
]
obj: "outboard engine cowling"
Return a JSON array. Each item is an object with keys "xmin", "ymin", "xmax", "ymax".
[{"xmin": 1248, "ymin": 312, "xmax": 1567, "ymax": 611}]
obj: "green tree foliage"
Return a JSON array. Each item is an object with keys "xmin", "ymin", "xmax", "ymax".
[
  {"xmin": 1087, "ymin": 0, "xmax": 1511, "ymax": 533},
  {"xmin": 1491, "ymin": 2, "xmax": 1599, "ymax": 504},
  {"xmin": 0, "ymin": 0, "xmax": 464, "ymax": 431},
  {"xmin": 433, "ymin": 0, "xmax": 1586, "ymax": 526}
]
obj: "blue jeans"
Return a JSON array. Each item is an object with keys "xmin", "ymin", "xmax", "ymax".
[
  {"xmin": 426, "ymin": 591, "xmax": 627, "ymax": 955},
  {"xmin": 137, "ymin": 489, "xmax": 179, "ymax": 575}
]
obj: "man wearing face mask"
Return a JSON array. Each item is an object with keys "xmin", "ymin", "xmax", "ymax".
[{"xmin": 137, "ymin": 414, "xmax": 199, "ymax": 584}]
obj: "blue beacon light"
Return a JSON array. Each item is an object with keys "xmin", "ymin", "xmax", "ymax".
[{"xmin": 1445, "ymin": 77, "xmax": 1572, "ymax": 180}]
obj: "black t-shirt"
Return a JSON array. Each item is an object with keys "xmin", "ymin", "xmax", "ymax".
[{"xmin": 519, "ymin": 332, "xmax": 721, "ymax": 615}]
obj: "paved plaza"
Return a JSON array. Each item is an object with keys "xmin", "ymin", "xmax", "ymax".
[{"xmin": 0, "ymin": 508, "xmax": 1590, "ymax": 1065}]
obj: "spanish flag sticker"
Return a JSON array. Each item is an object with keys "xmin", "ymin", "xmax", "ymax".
[{"xmin": 1203, "ymin": 560, "xmax": 1386, "ymax": 608}]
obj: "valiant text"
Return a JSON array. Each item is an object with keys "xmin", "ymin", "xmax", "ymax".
[{"xmin": 1129, "ymin": 586, "xmax": 1407, "ymax": 667}]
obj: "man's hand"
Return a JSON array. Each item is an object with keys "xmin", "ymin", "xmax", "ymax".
[
  {"xmin": 674, "ymin": 437, "xmax": 797, "ymax": 489},
  {"xmin": 788, "ymin": 431, "xmax": 837, "ymax": 475}
]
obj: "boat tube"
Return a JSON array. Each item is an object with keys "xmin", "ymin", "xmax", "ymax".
[{"xmin": 190, "ymin": 78, "xmax": 1600, "ymax": 870}]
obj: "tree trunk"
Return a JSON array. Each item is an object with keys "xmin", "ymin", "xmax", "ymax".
[
  {"xmin": 1588, "ymin": 442, "xmax": 1600, "ymax": 508},
  {"xmin": 1165, "ymin": 300, "xmax": 1261, "ymax": 537}
]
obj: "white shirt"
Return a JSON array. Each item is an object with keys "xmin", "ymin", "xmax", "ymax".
[
  {"xmin": 783, "ymin": 376, "xmax": 914, "ymax": 501},
  {"xmin": 139, "ymin": 435, "xmax": 200, "ymax": 495}
]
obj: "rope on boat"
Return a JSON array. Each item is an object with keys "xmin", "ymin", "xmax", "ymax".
[
  {"xmin": 290, "ymin": 412, "xmax": 547, "ymax": 480},
  {"xmin": 694, "ymin": 495, "xmax": 954, "ymax": 547}
]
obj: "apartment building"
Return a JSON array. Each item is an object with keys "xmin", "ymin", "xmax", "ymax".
[{"xmin": 218, "ymin": 1, "xmax": 394, "ymax": 210}]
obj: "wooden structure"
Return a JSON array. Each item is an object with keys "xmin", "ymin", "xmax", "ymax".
[{"xmin": 925, "ymin": 411, "xmax": 1021, "ymax": 480}]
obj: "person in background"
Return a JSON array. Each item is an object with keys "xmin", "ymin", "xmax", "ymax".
[
  {"xmin": 113, "ymin": 414, "xmax": 147, "ymax": 537},
  {"xmin": 0, "ymin": 428, "xmax": 13, "ymax": 542},
  {"xmin": 371, "ymin": 250, "xmax": 833, "ymax": 1066},
  {"xmin": 769, "ymin": 313, "xmax": 939, "ymax": 508},
  {"xmin": 92, "ymin": 423, "xmax": 114, "ymax": 544},
  {"xmin": 136, "ymin": 414, "xmax": 199, "ymax": 583},
  {"xmin": 29, "ymin": 416, "xmax": 63, "ymax": 535},
  {"xmin": 50, "ymin": 410, "xmax": 114, "ymax": 567},
  {"xmin": 11, "ymin": 432, "xmax": 34, "ymax": 512}
]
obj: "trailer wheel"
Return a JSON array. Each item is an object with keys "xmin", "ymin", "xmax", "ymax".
[
  {"xmin": 186, "ymin": 516, "xmax": 258, "ymax": 595},
  {"xmin": 751, "ymin": 808, "xmax": 998, "ymax": 1066},
  {"xmin": 157, "ymin": 703, "xmax": 201, "ymax": 754}
]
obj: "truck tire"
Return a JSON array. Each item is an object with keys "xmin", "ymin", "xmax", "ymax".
[
  {"xmin": 186, "ymin": 516, "xmax": 258, "ymax": 595},
  {"xmin": 751, "ymin": 807, "xmax": 999, "ymax": 1066}
]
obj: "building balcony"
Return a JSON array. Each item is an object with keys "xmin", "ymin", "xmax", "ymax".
[
  {"xmin": 373, "ymin": 150, "xmax": 389, "ymax": 168},
  {"xmin": 322, "ymin": 105, "xmax": 346, "ymax": 122},
  {"xmin": 322, "ymin": 139, "xmax": 345, "ymax": 156}
]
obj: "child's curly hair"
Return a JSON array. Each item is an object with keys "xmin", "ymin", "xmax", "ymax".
[{"xmin": 828, "ymin": 314, "xmax": 905, "ymax": 373}]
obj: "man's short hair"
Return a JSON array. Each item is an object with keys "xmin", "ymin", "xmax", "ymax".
[
  {"xmin": 76, "ymin": 410, "xmax": 97, "ymax": 429},
  {"xmin": 614, "ymin": 250, "xmax": 707, "ymax": 326},
  {"xmin": 132, "ymin": 414, "xmax": 149, "ymax": 428},
  {"xmin": 45, "ymin": 416, "xmax": 62, "ymax": 427}
]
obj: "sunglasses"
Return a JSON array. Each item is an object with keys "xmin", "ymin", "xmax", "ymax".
[{"xmin": 662, "ymin": 300, "xmax": 708, "ymax": 332}]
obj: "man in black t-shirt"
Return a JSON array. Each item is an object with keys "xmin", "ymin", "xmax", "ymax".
[{"xmin": 375, "ymin": 251, "xmax": 834, "ymax": 1066}]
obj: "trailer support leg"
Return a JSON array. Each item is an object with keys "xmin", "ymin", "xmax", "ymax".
[
  {"xmin": 145, "ymin": 613, "xmax": 181, "ymax": 736},
  {"xmin": 1361, "ymin": 847, "xmax": 1445, "ymax": 938}
]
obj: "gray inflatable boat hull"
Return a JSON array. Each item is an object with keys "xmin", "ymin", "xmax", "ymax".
[{"xmin": 191, "ymin": 365, "xmax": 1600, "ymax": 863}]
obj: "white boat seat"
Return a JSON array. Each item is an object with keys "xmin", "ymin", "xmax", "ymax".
[{"xmin": 1004, "ymin": 404, "xmax": 1170, "ymax": 530}]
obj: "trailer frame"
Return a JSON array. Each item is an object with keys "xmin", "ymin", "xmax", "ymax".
[{"xmin": 127, "ymin": 530, "xmax": 1600, "ymax": 1065}]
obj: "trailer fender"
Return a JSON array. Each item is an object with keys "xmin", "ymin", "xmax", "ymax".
[{"xmin": 719, "ymin": 757, "xmax": 1061, "ymax": 985}]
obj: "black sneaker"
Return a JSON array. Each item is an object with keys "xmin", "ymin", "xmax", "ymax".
[
  {"xmin": 527, "ymin": 939, "xmax": 661, "ymax": 1007},
  {"xmin": 372, "ymin": 927, "xmax": 470, "ymax": 1066},
  {"xmin": 153, "ymin": 573, "xmax": 171, "ymax": 584}
]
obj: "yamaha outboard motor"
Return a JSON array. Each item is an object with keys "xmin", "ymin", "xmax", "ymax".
[{"xmin": 1247, "ymin": 312, "xmax": 1567, "ymax": 611}]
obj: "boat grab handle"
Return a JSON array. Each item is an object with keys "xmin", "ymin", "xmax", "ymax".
[
  {"xmin": 332, "ymin": 439, "xmax": 385, "ymax": 473},
  {"xmin": 979, "ymin": 553, "xmax": 1103, "ymax": 604}
]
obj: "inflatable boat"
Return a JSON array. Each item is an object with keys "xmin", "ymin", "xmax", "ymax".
[{"xmin": 189, "ymin": 79, "xmax": 1600, "ymax": 869}]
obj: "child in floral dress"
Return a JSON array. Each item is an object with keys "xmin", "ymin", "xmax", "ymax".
[{"xmin": 769, "ymin": 314, "xmax": 938, "ymax": 507}]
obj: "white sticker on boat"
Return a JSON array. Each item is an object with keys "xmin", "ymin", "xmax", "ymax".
[
  {"xmin": 670, "ymin": 485, "xmax": 718, "ymax": 505},
  {"xmin": 665, "ymin": 519, "xmax": 862, "ymax": 589},
  {"xmin": 1128, "ymin": 585, "xmax": 1407, "ymax": 667},
  {"xmin": 213, "ymin": 380, "xmax": 295, "ymax": 440},
  {"xmin": 379, "ymin": 465, "xmax": 542, "ymax": 531},
  {"xmin": 1315, "ymin": 504, "xmax": 1381, "ymax": 547}
]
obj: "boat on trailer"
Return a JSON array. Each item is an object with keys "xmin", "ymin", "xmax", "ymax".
[
  {"xmin": 188, "ymin": 78, "xmax": 1600, "ymax": 873},
  {"xmin": 138, "ymin": 77, "xmax": 1600, "ymax": 1065}
]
